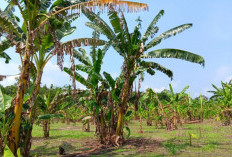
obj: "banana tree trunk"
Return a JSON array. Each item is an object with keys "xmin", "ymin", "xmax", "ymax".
[
  {"xmin": 147, "ymin": 118, "xmax": 152, "ymax": 126},
  {"xmin": 115, "ymin": 67, "xmax": 133, "ymax": 139},
  {"xmin": 156, "ymin": 95, "xmax": 169, "ymax": 130},
  {"xmin": 222, "ymin": 108, "xmax": 231, "ymax": 126},
  {"xmin": 110, "ymin": 101, "xmax": 115, "ymax": 136},
  {"xmin": 200, "ymin": 102, "xmax": 203, "ymax": 122},
  {"xmin": 87, "ymin": 120, "xmax": 90, "ymax": 132},
  {"xmin": 115, "ymin": 50, "xmax": 142, "ymax": 144},
  {"xmin": 43, "ymin": 120, "xmax": 50, "ymax": 138},
  {"xmin": 94, "ymin": 107, "xmax": 107, "ymax": 144},
  {"xmin": 173, "ymin": 110, "xmax": 177, "ymax": 129},
  {"xmin": 95, "ymin": 116, "xmax": 100, "ymax": 135},
  {"xmin": 66, "ymin": 113, "xmax": 70, "ymax": 125},
  {"xmin": 139, "ymin": 116, "xmax": 143, "ymax": 133},
  {"xmin": 134, "ymin": 81, "xmax": 138, "ymax": 112},
  {"xmin": 83, "ymin": 120, "xmax": 90, "ymax": 132},
  {"xmin": 9, "ymin": 43, "xmax": 32, "ymax": 154},
  {"xmin": 0, "ymin": 134, "xmax": 3, "ymax": 156},
  {"xmin": 115, "ymin": 107, "xmax": 125, "ymax": 137},
  {"xmin": 22, "ymin": 70, "xmax": 43, "ymax": 157},
  {"xmin": 94, "ymin": 109, "xmax": 100, "ymax": 136},
  {"xmin": 22, "ymin": 126, "xmax": 32, "ymax": 157},
  {"xmin": 29, "ymin": 70, "xmax": 43, "ymax": 108},
  {"xmin": 100, "ymin": 112, "xmax": 106, "ymax": 144}
]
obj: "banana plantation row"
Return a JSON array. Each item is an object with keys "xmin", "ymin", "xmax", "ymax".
[
  {"xmin": 0, "ymin": 0, "xmax": 228, "ymax": 157},
  {"xmin": 1, "ymin": 81, "xmax": 232, "ymax": 156}
]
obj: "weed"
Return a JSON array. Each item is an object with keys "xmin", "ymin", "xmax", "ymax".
[{"xmin": 163, "ymin": 142, "xmax": 178, "ymax": 155}]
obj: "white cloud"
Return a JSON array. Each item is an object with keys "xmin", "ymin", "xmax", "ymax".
[
  {"xmin": 42, "ymin": 61, "xmax": 87, "ymax": 89},
  {"xmin": 111, "ymin": 72, "xmax": 119, "ymax": 79},
  {"xmin": 225, "ymin": 75, "xmax": 232, "ymax": 82},
  {"xmin": 171, "ymin": 80, "xmax": 181, "ymax": 90},
  {"xmin": 142, "ymin": 80, "xmax": 181, "ymax": 93},
  {"xmin": 153, "ymin": 87, "xmax": 166, "ymax": 93},
  {"xmin": 197, "ymin": 87, "xmax": 212, "ymax": 98},
  {"xmin": 0, "ymin": 62, "xmax": 20, "ymax": 86},
  {"xmin": 0, "ymin": 76, "xmax": 19, "ymax": 86},
  {"xmin": 0, "ymin": 59, "xmax": 89, "ymax": 89},
  {"xmin": 213, "ymin": 66, "xmax": 232, "ymax": 83},
  {"xmin": 0, "ymin": 62, "xmax": 20, "ymax": 74},
  {"xmin": 216, "ymin": 66, "xmax": 231, "ymax": 76},
  {"xmin": 42, "ymin": 61, "xmax": 71, "ymax": 87}
]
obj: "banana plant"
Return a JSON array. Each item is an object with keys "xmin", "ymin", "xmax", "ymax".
[
  {"xmin": 0, "ymin": 88, "xmax": 13, "ymax": 155},
  {"xmin": 64, "ymin": 40, "xmax": 112, "ymax": 143},
  {"xmin": 19, "ymin": 2, "xmax": 96, "ymax": 155},
  {"xmin": 0, "ymin": 1, "xmax": 147, "ymax": 154},
  {"xmin": 143, "ymin": 88, "xmax": 158, "ymax": 126},
  {"xmin": 204, "ymin": 99, "xmax": 220, "ymax": 119},
  {"xmin": 138, "ymin": 93, "xmax": 148, "ymax": 133},
  {"xmin": 209, "ymin": 81, "xmax": 232, "ymax": 125},
  {"xmin": 0, "ymin": 88, "xmax": 21, "ymax": 156},
  {"xmin": 36, "ymin": 84, "xmax": 73, "ymax": 138},
  {"xmin": 64, "ymin": 42, "xmax": 126, "ymax": 144},
  {"xmin": 185, "ymin": 93, "xmax": 195, "ymax": 121},
  {"xmin": 199, "ymin": 94, "xmax": 204, "ymax": 121},
  {"xmin": 164, "ymin": 84, "xmax": 189, "ymax": 130},
  {"xmin": 192, "ymin": 94, "xmax": 206, "ymax": 122},
  {"xmin": 83, "ymin": 7, "xmax": 205, "ymax": 140}
]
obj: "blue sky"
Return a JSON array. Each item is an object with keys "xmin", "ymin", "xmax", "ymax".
[{"xmin": 1, "ymin": 0, "xmax": 232, "ymax": 98}]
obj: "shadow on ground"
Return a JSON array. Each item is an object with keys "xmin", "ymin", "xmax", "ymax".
[{"xmin": 61, "ymin": 138, "xmax": 165, "ymax": 157}]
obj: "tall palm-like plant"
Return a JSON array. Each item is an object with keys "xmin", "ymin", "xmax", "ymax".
[
  {"xmin": 1, "ymin": 2, "xmax": 105, "ymax": 155},
  {"xmin": 197, "ymin": 94, "xmax": 206, "ymax": 121},
  {"xmin": 209, "ymin": 81, "xmax": 232, "ymax": 125},
  {"xmin": 64, "ymin": 45, "xmax": 112, "ymax": 143},
  {"xmin": 185, "ymin": 93, "xmax": 195, "ymax": 121},
  {"xmin": 165, "ymin": 84, "xmax": 189, "ymax": 130},
  {"xmin": 83, "ymin": 8, "xmax": 205, "ymax": 140},
  {"xmin": 143, "ymin": 88, "xmax": 158, "ymax": 126},
  {"xmin": 37, "ymin": 85, "xmax": 73, "ymax": 138},
  {"xmin": 185, "ymin": 93, "xmax": 205, "ymax": 122},
  {"xmin": 0, "ymin": 0, "xmax": 148, "ymax": 154}
]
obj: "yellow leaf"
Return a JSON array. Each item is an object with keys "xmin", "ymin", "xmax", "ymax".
[{"xmin": 191, "ymin": 133, "xmax": 198, "ymax": 139}]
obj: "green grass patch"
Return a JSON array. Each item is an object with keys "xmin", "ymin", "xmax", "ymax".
[{"xmin": 30, "ymin": 120, "xmax": 232, "ymax": 157}]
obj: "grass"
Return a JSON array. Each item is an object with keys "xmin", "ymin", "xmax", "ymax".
[
  {"xmin": 30, "ymin": 120, "xmax": 232, "ymax": 157},
  {"xmin": 31, "ymin": 122, "xmax": 95, "ymax": 156}
]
